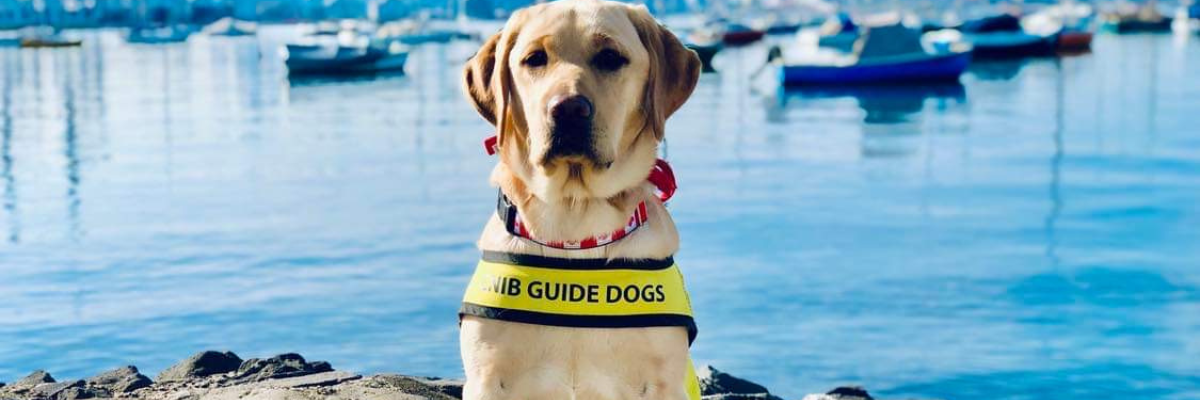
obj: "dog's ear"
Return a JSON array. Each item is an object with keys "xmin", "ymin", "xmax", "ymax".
[
  {"xmin": 463, "ymin": 31, "xmax": 502, "ymax": 125},
  {"xmin": 627, "ymin": 5, "xmax": 701, "ymax": 141},
  {"xmin": 463, "ymin": 12, "xmax": 528, "ymax": 147}
]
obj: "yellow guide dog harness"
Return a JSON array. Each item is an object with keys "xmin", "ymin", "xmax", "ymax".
[
  {"xmin": 460, "ymin": 252, "xmax": 701, "ymax": 400},
  {"xmin": 463, "ymin": 137, "xmax": 700, "ymax": 399}
]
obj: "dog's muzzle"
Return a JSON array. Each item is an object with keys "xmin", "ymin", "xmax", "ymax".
[{"xmin": 545, "ymin": 94, "xmax": 596, "ymax": 162}]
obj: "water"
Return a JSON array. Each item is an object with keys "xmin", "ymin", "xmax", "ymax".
[{"xmin": 2, "ymin": 28, "xmax": 1200, "ymax": 399}]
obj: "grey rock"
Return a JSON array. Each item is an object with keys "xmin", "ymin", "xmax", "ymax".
[
  {"xmin": 257, "ymin": 371, "xmax": 361, "ymax": 389},
  {"xmin": 801, "ymin": 386, "xmax": 876, "ymax": 400},
  {"xmin": 156, "ymin": 351, "xmax": 243, "ymax": 382},
  {"xmin": 14, "ymin": 370, "xmax": 56, "ymax": 387},
  {"xmin": 53, "ymin": 386, "xmax": 110, "ymax": 400},
  {"xmin": 361, "ymin": 374, "xmax": 461, "ymax": 400},
  {"xmin": 697, "ymin": 366, "xmax": 773, "ymax": 396},
  {"xmin": 703, "ymin": 394, "xmax": 782, "ymax": 400},
  {"xmin": 29, "ymin": 380, "xmax": 84, "ymax": 399},
  {"xmin": 231, "ymin": 353, "xmax": 334, "ymax": 383},
  {"xmin": 826, "ymin": 386, "xmax": 874, "ymax": 400},
  {"xmin": 87, "ymin": 366, "xmax": 152, "ymax": 393}
]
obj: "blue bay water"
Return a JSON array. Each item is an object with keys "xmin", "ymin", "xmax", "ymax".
[{"xmin": 1, "ymin": 28, "xmax": 1199, "ymax": 399}]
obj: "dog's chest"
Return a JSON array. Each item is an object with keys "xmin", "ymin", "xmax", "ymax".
[{"xmin": 460, "ymin": 318, "xmax": 692, "ymax": 399}]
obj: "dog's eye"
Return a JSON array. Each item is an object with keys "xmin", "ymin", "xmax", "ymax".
[
  {"xmin": 522, "ymin": 50, "xmax": 548, "ymax": 68},
  {"xmin": 591, "ymin": 48, "xmax": 628, "ymax": 72}
]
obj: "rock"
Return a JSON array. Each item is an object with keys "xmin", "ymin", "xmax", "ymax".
[
  {"xmin": 230, "ymin": 353, "xmax": 334, "ymax": 383},
  {"xmin": 256, "ymin": 371, "xmax": 361, "ymax": 389},
  {"xmin": 801, "ymin": 386, "xmax": 875, "ymax": 400},
  {"xmin": 53, "ymin": 386, "xmax": 110, "ymax": 400},
  {"xmin": 698, "ymin": 366, "xmax": 777, "ymax": 398},
  {"xmin": 703, "ymin": 392, "xmax": 784, "ymax": 400},
  {"xmin": 87, "ymin": 366, "xmax": 152, "ymax": 393},
  {"xmin": 360, "ymin": 374, "xmax": 461, "ymax": 399},
  {"xmin": 156, "ymin": 351, "xmax": 243, "ymax": 382},
  {"xmin": 14, "ymin": 370, "xmax": 56, "ymax": 387},
  {"xmin": 29, "ymin": 380, "xmax": 84, "ymax": 399}
]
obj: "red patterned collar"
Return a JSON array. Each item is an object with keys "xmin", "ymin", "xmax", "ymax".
[{"xmin": 484, "ymin": 135, "xmax": 676, "ymax": 250}]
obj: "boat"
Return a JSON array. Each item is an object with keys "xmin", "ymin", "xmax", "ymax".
[
  {"xmin": 685, "ymin": 41, "xmax": 722, "ymax": 73},
  {"xmin": 19, "ymin": 35, "xmax": 82, "ymax": 48},
  {"xmin": 393, "ymin": 30, "xmax": 461, "ymax": 45},
  {"xmin": 2, "ymin": 28, "xmax": 81, "ymax": 48},
  {"xmin": 780, "ymin": 23, "xmax": 972, "ymax": 86},
  {"xmin": 376, "ymin": 20, "xmax": 471, "ymax": 46},
  {"xmin": 960, "ymin": 14, "xmax": 1058, "ymax": 59},
  {"xmin": 1023, "ymin": 1, "xmax": 1094, "ymax": 52},
  {"xmin": 127, "ymin": 25, "xmax": 193, "ymax": 44},
  {"xmin": 779, "ymin": 81, "xmax": 966, "ymax": 118},
  {"xmin": 203, "ymin": 17, "xmax": 257, "ymax": 37},
  {"xmin": 685, "ymin": 27, "xmax": 723, "ymax": 72},
  {"xmin": 1101, "ymin": 1, "xmax": 1173, "ymax": 33},
  {"xmin": 967, "ymin": 31, "xmax": 1058, "ymax": 58},
  {"xmin": 286, "ymin": 41, "xmax": 409, "ymax": 76},
  {"xmin": 1056, "ymin": 30, "xmax": 1092, "ymax": 52},
  {"xmin": 765, "ymin": 21, "xmax": 804, "ymax": 35},
  {"xmin": 723, "ymin": 23, "xmax": 765, "ymax": 46},
  {"xmin": 817, "ymin": 13, "xmax": 858, "ymax": 52}
]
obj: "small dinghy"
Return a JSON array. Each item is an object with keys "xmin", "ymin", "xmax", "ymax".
[
  {"xmin": 3, "ymin": 29, "xmax": 81, "ymax": 48},
  {"xmin": 128, "ymin": 25, "xmax": 193, "ymax": 44},
  {"xmin": 19, "ymin": 35, "xmax": 81, "ymax": 48},
  {"xmin": 286, "ymin": 41, "xmax": 409, "ymax": 76},
  {"xmin": 780, "ymin": 23, "xmax": 972, "ymax": 86},
  {"xmin": 203, "ymin": 17, "xmax": 257, "ymax": 37}
]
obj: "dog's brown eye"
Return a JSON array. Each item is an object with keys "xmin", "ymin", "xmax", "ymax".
[
  {"xmin": 591, "ymin": 48, "xmax": 628, "ymax": 72},
  {"xmin": 522, "ymin": 50, "xmax": 548, "ymax": 68}
]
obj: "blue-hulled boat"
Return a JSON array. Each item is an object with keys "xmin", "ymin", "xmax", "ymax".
[
  {"xmin": 780, "ymin": 23, "xmax": 972, "ymax": 86},
  {"xmin": 966, "ymin": 31, "xmax": 1058, "ymax": 58},
  {"xmin": 285, "ymin": 41, "xmax": 409, "ymax": 76},
  {"xmin": 959, "ymin": 14, "xmax": 1058, "ymax": 58}
]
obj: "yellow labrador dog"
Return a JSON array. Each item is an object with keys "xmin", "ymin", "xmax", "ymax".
[{"xmin": 458, "ymin": 0, "xmax": 702, "ymax": 399}]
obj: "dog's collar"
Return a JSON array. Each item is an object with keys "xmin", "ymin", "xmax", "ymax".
[{"xmin": 484, "ymin": 135, "xmax": 677, "ymax": 250}]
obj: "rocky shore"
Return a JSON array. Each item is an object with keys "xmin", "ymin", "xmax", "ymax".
[{"xmin": 0, "ymin": 351, "xmax": 887, "ymax": 400}]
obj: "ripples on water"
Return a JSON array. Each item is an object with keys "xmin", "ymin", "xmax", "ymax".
[{"xmin": 1, "ymin": 28, "xmax": 1199, "ymax": 399}]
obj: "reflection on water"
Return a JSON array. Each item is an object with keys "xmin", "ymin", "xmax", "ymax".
[
  {"xmin": 774, "ymin": 83, "xmax": 967, "ymax": 158},
  {"xmin": 1, "ymin": 32, "xmax": 1199, "ymax": 400}
]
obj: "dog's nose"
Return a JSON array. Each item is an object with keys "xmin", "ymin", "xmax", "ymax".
[{"xmin": 548, "ymin": 95, "xmax": 593, "ymax": 122}]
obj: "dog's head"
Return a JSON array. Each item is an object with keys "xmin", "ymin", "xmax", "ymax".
[{"xmin": 464, "ymin": 0, "xmax": 700, "ymax": 202}]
